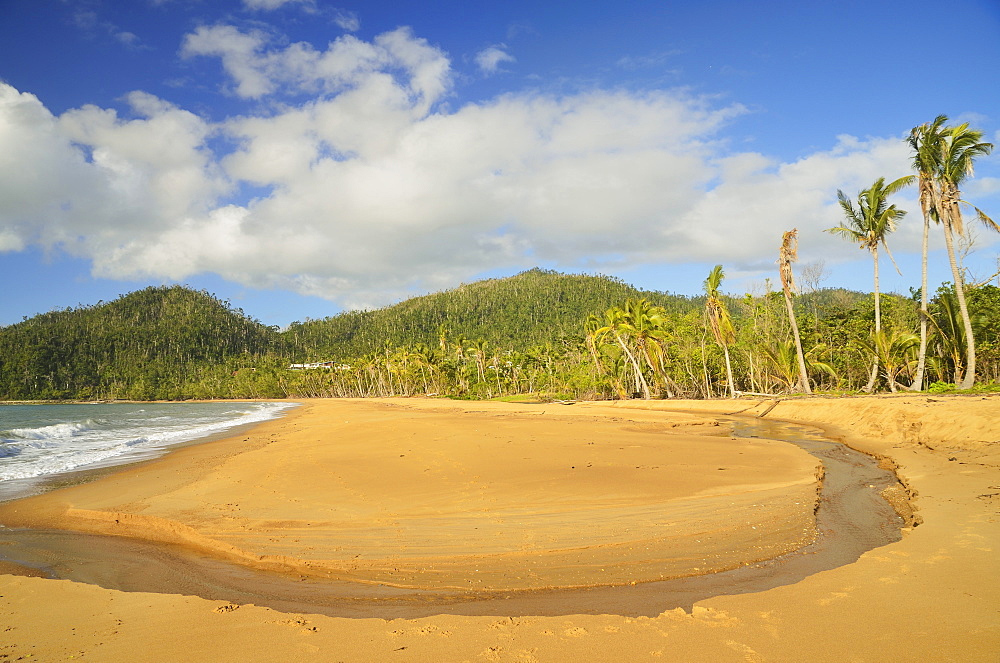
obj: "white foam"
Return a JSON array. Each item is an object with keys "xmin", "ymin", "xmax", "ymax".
[
  {"xmin": 7, "ymin": 420, "xmax": 94, "ymax": 440},
  {"xmin": 0, "ymin": 402, "xmax": 296, "ymax": 482}
]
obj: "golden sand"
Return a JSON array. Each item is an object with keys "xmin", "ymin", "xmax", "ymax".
[
  {"xmin": 0, "ymin": 399, "xmax": 819, "ymax": 590},
  {"xmin": 1, "ymin": 394, "xmax": 998, "ymax": 661}
]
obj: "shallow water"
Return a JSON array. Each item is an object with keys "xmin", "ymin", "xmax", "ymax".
[
  {"xmin": 0, "ymin": 415, "xmax": 904, "ymax": 618},
  {"xmin": 0, "ymin": 402, "xmax": 296, "ymax": 500}
]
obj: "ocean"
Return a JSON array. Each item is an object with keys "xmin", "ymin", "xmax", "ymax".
[{"xmin": 0, "ymin": 401, "xmax": 296, "ymax": 500}]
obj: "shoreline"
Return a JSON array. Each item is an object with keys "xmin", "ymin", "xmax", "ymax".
[
  {"xmin": 0, "ymin": 400, "xmax": 298, "ymax": 503},
  {"xmin": 1, "ymin": 394, "xmax": 998, "ymax": 661}
]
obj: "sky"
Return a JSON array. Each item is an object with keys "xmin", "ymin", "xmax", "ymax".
[{"xmin": 1, "ymin": 0, "xmax": 999, "ymax": 328}]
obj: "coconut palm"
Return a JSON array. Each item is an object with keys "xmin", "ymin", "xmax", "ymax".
[
  {"xmin": 855, "ymin": 330, "xmax": 920, "ymax": 393},
  {"xmin": 761, "ymin": 340, "xmax": 836, "ymax": 394},
  {"xmin": 909, "ymin": 116, "xmax": 997, "ymax": 389},
  {"xmin": 828, "ymin": 175, "xmax": 912, "ymax": 391},
  {"xmin": 703, "ymin": 265, "xmax": 737, "ymax": 398},
  {"xmin": 927, "ymin": 288, "xmax": 988, "ymax": 385},
  {"xmin": 622, "ymin": 298, "xmax": 673, "ymax": 397},
  {"xmin": 935, "ymin": 121, "xmax": 997, "ymax": 388},
  {"xmin": 906, "ymin": 116, "xmax": 947, "ymax": 390},
  {"xmin": 595, "ymin": 304, "xmax": 651, "ymax": 399},
  {"xmin": 778, "ymin": 229, "xmax": 811, "ymax": 393}
]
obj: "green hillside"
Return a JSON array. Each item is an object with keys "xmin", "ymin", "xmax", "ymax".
[
  {"xmin": 0, "ymin": 286, "xmax": 281, "ymax": 400},
  {"xmin": 284, "ymin": 268, "xmax": 698, "ymax": 360}
]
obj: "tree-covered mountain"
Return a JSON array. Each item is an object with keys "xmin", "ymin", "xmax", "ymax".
[
  {"xmin": 0, "ymin": 286, "xmax": 281, "ymax": 400},
  {"xmin": 284, "ymin": 268, "xmax": 698, "ymax": 360}
]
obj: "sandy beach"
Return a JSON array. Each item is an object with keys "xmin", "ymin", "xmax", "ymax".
[{"xmin": 1, "ymin": 395, "xmax": 998, "ymax": 661}]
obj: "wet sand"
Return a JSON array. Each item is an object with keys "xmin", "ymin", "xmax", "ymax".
[{"xmin": 1, "ymin": 395, "xmax": 998, "ymax": 661}]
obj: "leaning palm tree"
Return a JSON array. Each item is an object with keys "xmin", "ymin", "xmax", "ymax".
[
  {"xmin": 595, "ymin": 304, "xmax": 651, "ymax": 399},
  {"xmin": 827, "ymin": 176, "xmax": 912, "ymax": 391},
  {"xmin": 934, "ymin": 120, "xmax": 997, "ymax": 388},
  {"xmin": 703, "ymin": 265, "xmax": 737, "ymax": 398},
  {"xmin": 909, "ymin": 116, "xmax": 997, "ymax": 389},
  {"xmin": 778, "ymin": 229, "xmax": 811, "ymax": 393},
  {"xmin": 622, "ymin": 298, "xmax": 674, "ymax": 397}
]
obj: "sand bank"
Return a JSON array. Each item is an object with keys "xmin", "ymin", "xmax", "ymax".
[
  {"xmin": 0, "ymin": 399, "xmax": 820, "ymax": 590},
  {"xmin": 1, "ymin": 395, "xmax": 998, "ymax": 661}
]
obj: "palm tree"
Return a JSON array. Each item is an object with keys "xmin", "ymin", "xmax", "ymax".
[
  {"xmin": 827, "ymin": 176, "xmax": 912, "ymax": 391},
  {"xmin": 927, "ymin": 288, "xmax": 987, "ymax": 385},
  {"xmin": 909, "ymin": 116, "xmax": 997, "ymax": 389},
  {"xmin": 622, "ymin": 298, "xmax": 673, "ymax": 397},
  {"xmin": 703, "ymin": 265, "xmax": 737, "ymax": 398},
  {"xmin": 595, "ymin": 304, "xmax": 651, "ymax": 399},
  {"xmin": 761, "ymin": 340, "xmax": 836, "ymax": 394},
  {"xmin": 935, "ymin": 121, "xmax": 997, "ymax": 388},
  {"xmin": 778, "ymin": 229, "xmax": 811, "ymax": 393},
  {"xmin": 855, "ymin": 330, "xmax": 920, "ymax": 393},
  {"xmin": 907, "ymin": 116, "xmax": 947, "ymax": 391}
]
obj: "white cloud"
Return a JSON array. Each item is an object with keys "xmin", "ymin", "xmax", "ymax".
[
  {"xmin": 4, "ymin": 25, "xmax": 985, "ymax": 310},
  {"xmin": 475, "ymin": 45, "xmax": 515, "ymax": 76},
  {"xmin": 181, "ymin": 25, "xmax": 451, "ymax": 108},
  {"xmin": 181, "ymin": 25, "xmax": 276, "ymax": 98},
  {"xmin": 242, "ymin": 0, "xmax": 313, "ymax": 10},
  {"xmin": 333, "ymin": 10, "xmax": 360, "ymax": 32},
  {"xmin": 0, "ymin": 83, "xmax": 228, "ymax": 266}
]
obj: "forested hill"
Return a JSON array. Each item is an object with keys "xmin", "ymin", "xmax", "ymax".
[
  {"xmin": 0, "ymin": 286, "xmax": 280, "ymax": 400},
  {"xmin": 0, "ymin": 270, "xmax": 699, "ymax": 399},
  {"xmin": 283, "ymin": 268, "xmax": 698, "ymax": 360},
  {"xmin": 1, "ymin": 269, "xmax": 898, "ymax": 402}
]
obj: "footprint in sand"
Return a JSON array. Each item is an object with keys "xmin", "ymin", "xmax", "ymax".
[
  {"xmin": 489, "ymin": 617, "xmax": 523, "ymax": 631},
  {"xmin": 816, "ymin": 587, "xmax": 854, "ymax": 606},
  {"xmin": 388, "ymin": 624, "xmax": 452, "ymax": 637},
  {"xmin": 726, "ymin": 640, "xmax": 763, "ymax": 662},
  {"xmin": 480, "ymin": 645, "xmax": 504, "ymax": 661},
  {"xmin": 691, "ymin": 606, "xmax": 739, "ymax": 626}
]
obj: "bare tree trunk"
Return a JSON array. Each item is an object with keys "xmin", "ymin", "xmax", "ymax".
[
  {"xmin": 943, "ymin": 219, "xmax": 977, "ymax": 389},
  {"xmin": 723, "ymin": 345, "xmax": 735, "ymax": 398},
  {"xmin": 864, "ymin": 246, "xmax": 881, "ymax": 392},
  {"xmin": 783, "ymin": 293, "xmax": 812, "ymax": 394},
  {"xmin": 912, "ymin": 213, "xmax": 930, "ymax": 390},
  {"xmin": 779, "ymin": 230, "xmax": 811, "ymax": 395},
  {"xmin": 700, "ymin": 332, "xmax": 712, "ymax": 398},
  {"xmin": 614, "ymin": 332, "xmax": 650, "ymax": 399}
]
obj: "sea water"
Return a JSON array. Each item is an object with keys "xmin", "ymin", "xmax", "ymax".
[{"xmin": 0, "ymin": 401, "xmax": 296, "ymax": 500}]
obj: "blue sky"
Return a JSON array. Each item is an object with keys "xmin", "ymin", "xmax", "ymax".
[{"xmin": 2, "ymin": 0, "xmax": 999, "ymax": 328}]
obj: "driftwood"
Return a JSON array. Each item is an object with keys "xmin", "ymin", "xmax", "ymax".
[{"xmin": 724, "ymin": 397, "xmax": 784, "ymax": 417}]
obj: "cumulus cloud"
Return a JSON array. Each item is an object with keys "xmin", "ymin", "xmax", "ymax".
[
  {"xmin": 0, "ymin": 83, "xmax": 228, "ymax": 270},
  {"xmin": 181, "ymin": 25, "xmax": 450, "ymax": 108},
  {"xmin": 475, "ymin": 45, "xmax": 515, "ymax": 75},
  {"xmin": 0, "ymin": 25, "xmax": 965, "ymax": 310}
]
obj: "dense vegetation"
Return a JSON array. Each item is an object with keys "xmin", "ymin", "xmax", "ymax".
[
  {"xmin": 0, "ymin": 287, "xmax": 282, "ymax": 400},
  {"xmin": 283, "ymin": 268, "xmax": 693, "ymax": 359},
  {"xmin": 1, "ymin": 271, "xmax": 997, "ymax": 402}
]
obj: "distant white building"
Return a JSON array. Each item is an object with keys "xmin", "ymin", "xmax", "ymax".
[{"xmin": 288, "ymin": 361, "xmax": 351, "ymax": 370}]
